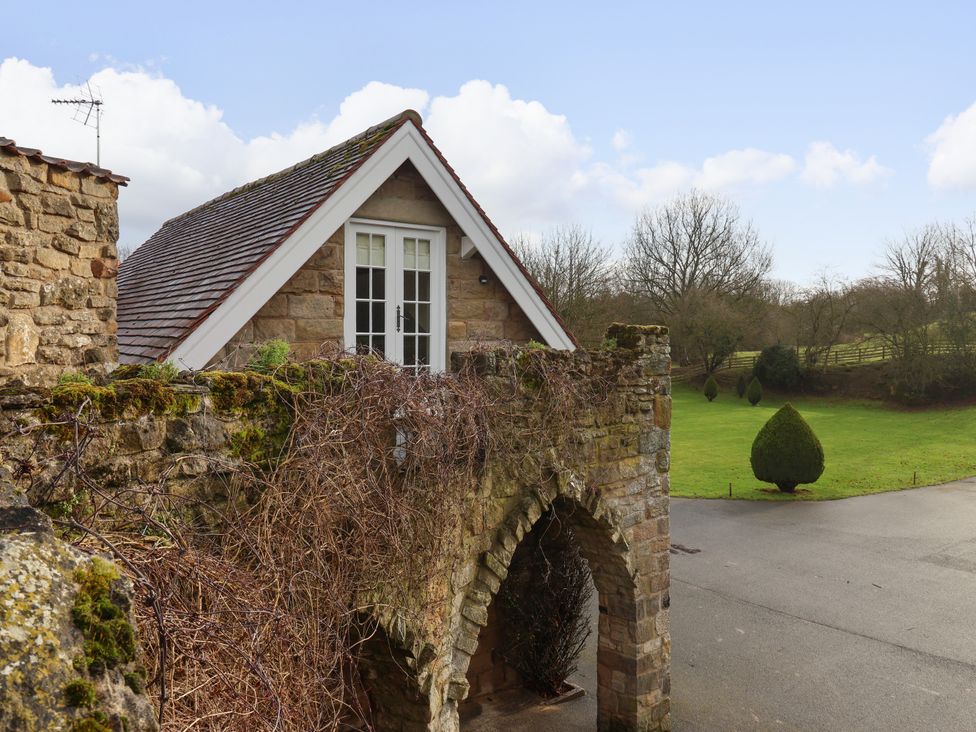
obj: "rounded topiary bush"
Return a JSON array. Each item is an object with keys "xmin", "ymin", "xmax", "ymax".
[
  {"xmin": 747, "ymin": 377, "xmax": 762, "ymax": 406},
  {"xmin": 736, "ymin": 373, "xmax": 747, "ymax": 398},
  {"xmin": 754, "ymin": 345, "xmax": 802, "ymax": 391},
  {"xmin": 750, "ymin": 403, "xmax": 825, "ymax": 493},
  {"xmin": 703, "ymin": 375, "xmax": 719, "ymax": 402}
]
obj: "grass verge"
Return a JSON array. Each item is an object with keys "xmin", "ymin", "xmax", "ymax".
[{"xmin": 671, "ymin": 383, "xmax": 976, "ymax": 500}]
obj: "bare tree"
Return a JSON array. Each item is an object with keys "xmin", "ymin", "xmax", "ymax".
[
  {"xmin": 624, "ymin": 191, "xmax": 773, "ymax": 370},
  {"xmin": 866, "ymin": 225, "xmax": 943, "ymax": 359},
  {"xmin": 512, "ymin": 225, "xmax": 614, "ymax": 345},
  {"xmin": 625, "ymin": 190, "xmax": 772, "ymax": 314},
  {"xmin": 788, "ymin": 273, "xmax": 858, "ymax": 369}
]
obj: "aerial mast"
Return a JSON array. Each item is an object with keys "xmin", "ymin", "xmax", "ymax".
[{"xmin": 51, "ymin": 83, "xmax": 104, "ymax": 166}]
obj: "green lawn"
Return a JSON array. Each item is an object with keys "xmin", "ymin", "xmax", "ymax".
[{"xmin": 670, "ymin": 384, "xmax": 976, "ymax": 500}]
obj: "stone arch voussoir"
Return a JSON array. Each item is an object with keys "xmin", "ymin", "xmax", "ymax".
[{"xmin": 448, "ymin": 467, "xmax": 637, "ymax": 710}]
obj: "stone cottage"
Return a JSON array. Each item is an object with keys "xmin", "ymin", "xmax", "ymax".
[
  {"xmin": 0, "ymin": 117, "xmax": 672, "ymax": 732},
  {"xmin": 117, "ymin": 110, "xmax": 576, "ymax": 371}
]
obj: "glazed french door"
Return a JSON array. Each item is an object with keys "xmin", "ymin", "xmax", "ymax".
[{"xmin": 345, "ymin": 221, "xmax": 445, "ymax": 373}]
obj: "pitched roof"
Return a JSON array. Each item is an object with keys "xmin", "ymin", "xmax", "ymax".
[
  {"xmin": 0, "ymin": 137, "xmax": 129, "ymax": 185},
  {"xmin": 117, "ymin": 110, "xmax": 576, "ymax": 364},
  {"xmin": 117, "ymin": 113, "xmax": 411, "ymax": 362}
]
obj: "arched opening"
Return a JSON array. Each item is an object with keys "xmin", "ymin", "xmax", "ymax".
[
  {"xmin": 457, "ymin": 493, "xmax": 651, "ymax": 731},
  {"xmin": 352, "ymin": 621, "xmax": 432, "ymax": 732}
]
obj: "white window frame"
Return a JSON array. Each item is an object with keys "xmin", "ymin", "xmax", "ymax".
[{"xmin": 343, "ymin": 219, "xmax": 447, "ymax": 372}]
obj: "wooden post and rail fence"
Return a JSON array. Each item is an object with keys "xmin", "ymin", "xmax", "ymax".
[{"xmin": 672, "ymin": 342, "xmax": 967, "ymax": 381}]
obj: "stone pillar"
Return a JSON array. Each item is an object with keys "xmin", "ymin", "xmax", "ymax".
[
  {"xmin": 0, "ymin": 141, "xmax": 124, "ymax": 386},
  {"xmin": 447, "ymin": 324, "xmax": 672, "ymax": 731},
  {"xmin": 592, "ymin": 324, "xmax": 672, "ymax": 731}
]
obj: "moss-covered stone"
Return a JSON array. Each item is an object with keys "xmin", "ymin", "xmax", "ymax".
[
  {"xmin": 230, "ymin": 425, "xmax": 278, "ymax": 466},
  {"xmin": 71, "ymin": 557, "xmax": 136, "ymax": 674},
  {"xmin": 605, "ymin": 323, "xmax": 669, "ymax": 349},
  {"xmin": 0, "ymin": 522, "xmax": 157, "ymax": 731},
  {"xmin": 69, "ymin": 710, "xmax": 112, "ymax": 732},
  {"xmin": 202, "ymin": 371, "xmax": 293, "ymax": 411},
  {"xmin": 47, "ymin": 378, "xmax": 198, "ymax": 420},
  {"xmin": 64, "ymin": 677, "xmax": 97, "ymax": 707},
  {"xmin": 123, "ymin": 667, "xmax": 146, "ymax": 695}
]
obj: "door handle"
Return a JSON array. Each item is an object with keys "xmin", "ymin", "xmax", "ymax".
[{"xmin": 396, "ymin": 305, "xmax": 401, "ymax": 333}]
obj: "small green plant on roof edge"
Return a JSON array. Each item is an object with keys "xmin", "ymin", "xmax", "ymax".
[
  {"xmin": 747, "ymin": 376, "xmax": 763, "ymax": 406},
  {"xmin": 247, "ymin": 339, "xmax": 291, "ymax": 374},
  {"xmin": 138, "ymin": 360, "xmax": 179, "ymax": 383},
  {"xmin": 703, "ymin": 375, "xmax": 719, "ymax": 402},
  {"xmin": 750, "ymin": 403, "xmax": 825, "ymax": 493}
]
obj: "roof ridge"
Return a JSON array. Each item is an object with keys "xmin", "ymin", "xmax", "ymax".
[
  {"xmin": 158, "ymin": 109, "xmax": 421, "ymax": 228},
  {"xmin": 0, "ymin": 136, "xmax": 129, "ymax": 184}
]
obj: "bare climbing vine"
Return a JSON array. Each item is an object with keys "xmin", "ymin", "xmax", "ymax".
[{"xmin": 4, "ymin": 347, "xmax": 619, "ymax": 731}]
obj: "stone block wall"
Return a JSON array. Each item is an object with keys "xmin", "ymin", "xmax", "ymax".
[
  {"xmin": 439, "ymin": 324, "xmax": 672, "ymax": 732},
  {"xmin": 0, "ymin": 324, "xmax": 672, "ymax": 732},
  {"xmin": 0, "ymin": 146, "xmax": 122, "ymax": 386},
  {"xmin": 212, "ymin": 161, "xmax": 539, "ymax": 368}
]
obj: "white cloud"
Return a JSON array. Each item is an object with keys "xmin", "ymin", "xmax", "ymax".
[
  {"xmin": 425, "ymin": 80, "xmax": 591, "ymax": 226},
  {"xmin": 801, "ymin": 141, "xmax": 889, "ymax": 187},
  {"xmin": 0, "ymin": 57, "xmax": 890, "ymax": 253},
  {"xmin": 590, "ymin": 149, "xmax": 795, "ymax": 211},
  {"xmin": 927, "ymin": 101, "xmax": 976, "ymax": 189},
  {"xmin": 612, "ymin": 129, "xmax": 631, "ymax": 152},
  {"xmin": 698, "ymin": 148, "xmax": 797, "ymax": 189},
  {"xmin": 0, "ymin": 59, "xmax": 430, "ymax": 248}
]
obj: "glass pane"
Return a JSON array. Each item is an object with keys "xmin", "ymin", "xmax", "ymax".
[
  {"xmin": 418, "ymin": 271, "xmax": 430, "ymax": 302},
  {"xmin": 404, "ymin": 303, "xmax": 416, "ymax": 333},
  {"xmin": 372, "ymin": 336, "xmax": 385, "ymax": 356},
  {"xmin": 370, "ymin": 234, "xmax": 385, "ymax": 266},
  {"xmin": 417, "ymin": 240, "xmax": 430, "ymax": 270},
  {"xmin": 356, "ymin": 302, "xmax": 369, "ymax": 333},
  {"xmin": 355, "ymin": 334, "xmax": 369, "ymax": 353},
  {"xmin": 371, "ymin": 302, "xmax": 385, "ymax": 334},
  {"xmin": 404, "ymin": 238, "xmax": 416, "ymax": 269},
  {"xmin": 418, "ymin": 335, "xmax": 429, "ymax": 366},
  {"xmin": 356, "ymin": 233, "xmax": 369, "ymax": 265},
  {"xmin": 418, "ymin": 304, "xmax": 430, "ymax": 334},
  {"xmin": 371, "ymin": 269, "xmax": 385, "ymax": 300},
  {"xmin": 404, "ymin": 270, "xmax": 416, "ymax": 300},
  {"xmin": 356, "ymin": 267, "xmax": 369, "ymax": 299},
  {"xmin": 404, "ymin": 336, "xmax": 415, "ymax": 366}
]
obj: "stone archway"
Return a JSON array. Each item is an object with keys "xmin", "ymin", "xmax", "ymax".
[{"xmin": 445, "ymin": 471, "xmax": 670, "ymax": 731}]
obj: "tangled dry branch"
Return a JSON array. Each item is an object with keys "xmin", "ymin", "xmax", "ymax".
[{"xmin": 10, "ymin": 349, "xmax": 612, "ymax": 731}]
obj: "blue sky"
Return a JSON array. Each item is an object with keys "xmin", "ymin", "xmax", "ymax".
[{"xmin": 3, "ymin": 1, "xmax": 976, "ymax": 284}]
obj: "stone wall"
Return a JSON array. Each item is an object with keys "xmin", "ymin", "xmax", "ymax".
[
  {"xmin": 0, "ymin": 324, "xmax": 671, "ymax": 732},
  {"xmin": 0, "ymin": 147, "xmax": 121, "ymax": 387},
  {"xmin": 0, "ymin": 485, "xmax": 158, "ymax": 731},
  {"xmin": 212, "ymin": 161, "xmax": 539, "ymax": 367}
]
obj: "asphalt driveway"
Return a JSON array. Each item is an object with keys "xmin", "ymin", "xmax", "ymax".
[{"xmin": 466, "ymin": 479, "xmax": 976, "ymax": 731}]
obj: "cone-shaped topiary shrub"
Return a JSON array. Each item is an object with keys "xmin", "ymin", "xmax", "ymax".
[
  {"xmin": 736, "ymin": 373, "xmax": 747, "ymax": 398},
  {"xmin": 747, "ymin": 376, "xmax": 763, "ymax": 406},
  {"xmin": 703, "ymin": 375, "xmax": 719, "ymax": 402},
  {"xmin": 750, "ymin": 403, "xmax": 825, "ymax": 493}
]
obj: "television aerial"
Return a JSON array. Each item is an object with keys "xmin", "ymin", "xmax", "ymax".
[{"xmin": 51, "ymin": 82, "xmax": 104, "ymax": 166}]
